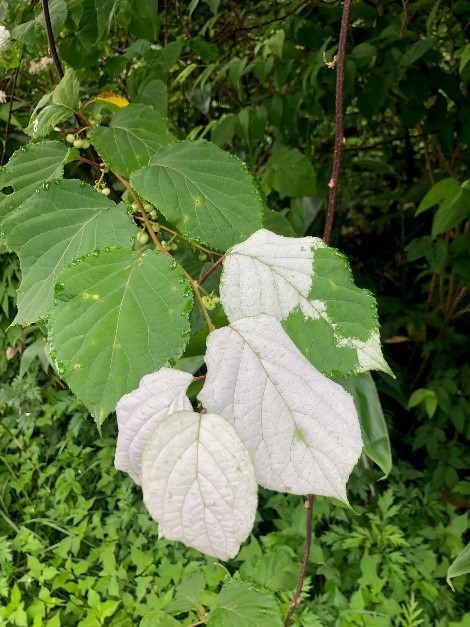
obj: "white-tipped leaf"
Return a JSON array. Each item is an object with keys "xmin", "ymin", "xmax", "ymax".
[
  {"xmin": 115, "ymin": 368, "xmax": 193, "ymax": 484},
  {"xmin": 220, "ymin": 229, "xmax": 391, "ymax": 377},
  {"xmin": 198, "ymin": 316, "xmax": 362, "ymax": 501},
  {"xmin": 141, "ymin": 410, "xmax": 258, "ymax": 560},
  {"xmin": 220, "ymin": 228, "xmax": 324, "ymax": 321}
]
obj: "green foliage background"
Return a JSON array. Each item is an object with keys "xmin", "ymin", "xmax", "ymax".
[{"xmin": 0, "ymin": 0, "xmax": 469, "ymax": 625}]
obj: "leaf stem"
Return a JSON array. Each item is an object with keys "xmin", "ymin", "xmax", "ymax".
[
  {"xmin": 284, "ymin": 495, "xmax": 315, "ymax": 627},
  {"xmin": 288, "ymin": 2, "xmax": 353, "ymax": 623},
  {"xmin": 159, "ymin": 224, "xmax": 224, "ymax": 257},
  {"xmin": 198, "ymin": 256, "xmax": 225, "ymax": 286},
  {"xmin": 115, "ymin": 174, "xmax": 169, "ymax": 256},
  {"xmin": 115, "ymin": 174, "xmax": 216, "ymax": 331},
  {"xmin": 323, "ymin": 0, "xmax": 353, "ymax": 245}
]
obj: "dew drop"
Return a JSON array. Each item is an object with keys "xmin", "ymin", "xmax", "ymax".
[
  {"xmin": 178, "ymin": 275, "xmax": 185, "ymax": 284},
  {"xmin": 180, "ymin": 329, "xmax": 190, "ymax": 337},
  {"xmin": 80, "ymin": 181, "xmax": 86, "ymax": 188},
  {"xmin": 54, "ymin": 179, "xmax": 61, "ymax": 185},
  {"xmin": 170, "ymin": 260, "xmax": 177, "ymax": 269},
  {"xmin": 183, "ymin": 286, "xmax": 192, "ymax": 298},
  {"xmin": 42, "ymin": 182, "xmax": 50, "ymax": 190},
  {"xmin": 167, "ymin": 358, "xmax": 176, "ymax": 367}
]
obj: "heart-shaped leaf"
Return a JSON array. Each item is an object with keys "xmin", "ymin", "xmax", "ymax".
[
  {"xmin": 199, "ymin": 315, "xmax": 362, "ymax": 501},
  {"xmin": 220, "ymin": 229, "xmax": 391, "ymax": 377},
  {"xmin": 141, "ymin": 409, "xmax": 258, "ymax": 560},
  {"xmin": 115, "ymin": 367, "xmax": 193, "ymax": 484}
]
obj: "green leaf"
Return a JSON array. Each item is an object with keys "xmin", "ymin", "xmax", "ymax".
[
  {"xmin": 90, "ymin": 104, "xmax": 176, "ymax": 178},
  {"xmin": 0, "ymin": 141, "xmax": 70, "ymax": 222},
  {"xmin": 262, "ymin": 208, "xmax": 296, "ymax": 236},
  {"xmin": 52, "ymin": 68, "xmax": 80, "ymax": 111},
  {"xmin": 265, "ymin": 148, "xmax": 316, "ymax": 197},
  {"xmin": 221, "ymin": 231, "xmax": 391, "ymax": 377},
  {"xmin": 415, "ymin": 178, "xmax": 461, "ymax": 216},
  {"xmin": 48, "ymin": 248, "xmax": 193, "ymax": 425},
  {"xmin": 131, "ymin": 140, "xmax": 264, "ymax": 251},
  {"xmin": 129, "ymin": 78, "xmax": 168, "ymax": 115},
  {"xmin": 432, "ymin": 187, "xmax": 470, "ymax": 238},
  {"xmin": 447, "ymin": 542, "xmax": 470, "ymax": 590},
  {"xmin": 3, "ymin": 179, "xmax": 136, "ymax": 325},
  {"xmin": 140, "ymin": 612, "xmax": 180, "ymax": 627},
  {"xmin": 11, "ymin": 0, "xmax": 67, "ymax": 46},
  {"xmin": 208, "ymin": 581, "xmax": 282, "ymax": 627},
  {"xmin": 399, "ymin": 38, "xmax": 434, "ymax": 67},
  {"xmin": 25, "ymin": 104, "xmax": 71, "ymax": 139},
  {"xmin": 336, "ymin": 372, "xmax": 392, "ymax": 477}
]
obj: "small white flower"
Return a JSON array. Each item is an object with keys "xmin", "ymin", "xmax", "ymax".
[
  {"xmin": 0, "ymin": 25, "xmax": 10, "ymax": 53},
  {"xmin": 29, "ymin": 56, "xmax": 53, "ymax": 75},
  {"xmin": 0, "ymin": 90, "xmax": 7, "ymax": 105}
]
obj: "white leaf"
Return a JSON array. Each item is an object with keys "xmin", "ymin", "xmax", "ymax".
[
  {"xmin": 141, "ymin": 410, "xmax": 258, "ymax": 560},
  {"xmin": 198, "ymin": 316, "xmax": 362, "ymax": 501},
  {"xmin": 220, "ymin": 228, "xmax": 324, "ymax": 322},
  {"xmin": 220, "ymin": 228, "xmax": 391, "ymax": 377},
  {"xmin": 115, "ymin": 368, "xmax": 193, "ymax": 484}
]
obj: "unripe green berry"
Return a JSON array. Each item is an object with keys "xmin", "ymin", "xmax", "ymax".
[
  {"xmin": 162, "ymin": 241, "xmax": 170, "ymax": 249},
  {"xmin": 143, "ymin": 203, "xmax": 153, "ymax": 212},
  {"xmin": 95, "ymin": 113, "xmax": 103, "ymax": 122},
  {"xmin": 136, "ymin": 230, "xmax": 149, "ymax": 244},
  {"xmin": 66, "ymin": 133, "xmax": 75, "ymax": 143},
  {"xmin": 81, "ymin": 140, "xmax": 90, "ymax": 149},
  {"xmin": 149, "ymin": 210, "xmax": 157, "ymax": 219},
  {"xmin": 101, "ymin": 187, "xmax": 111, "ymax": 196},
  {"xmin": 131, "ymin": 202, "xmax": 139, "ymax": 211},
  {"xmin": 169, "ymin": 242, "xmax": 178, "ymax": 251},
  {"xmin": 202, "ymin": 295, "xmax": 216, "ymax": 310},
  {"xmin": 73, "ymin": 139, "xmax": 83, "ymax": 149},
  {"xmin": 198, "ymin": 253, "xmax": 208, "ymax": 261},
  {"xmin": 152, "ymin": 222, "xmax": 160, "ymax": 232}
]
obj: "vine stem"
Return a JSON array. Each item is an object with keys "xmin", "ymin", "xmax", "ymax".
[
  {"xmin": 0, "ymin": 62, "xmax": 20, "ymax": 166},
  {"xmin": 287, "ymin": 2, "xmax": 353, "ymax": 624},
  {"xmin": 41, "ymin": 0, "xmax": 64, "ymax": 79},
  {"xmin": 284, "ymin": 496, "xmax": 315, "ymax": 627},
  {"xmin": 198, "ymin": 255, "xmax": 225, "ymax": 286},
  {"xmin": 115, "ymin": 174, "xmax": 215, "ymax": 332},
  {"xmin": 323, "ymin": 0, "xmax": 353, "ymax": 246}
]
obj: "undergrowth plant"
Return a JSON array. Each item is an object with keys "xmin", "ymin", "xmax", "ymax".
[{"xmin": 2, "ymin": 0, "xmax": 469, "ymax": 623}]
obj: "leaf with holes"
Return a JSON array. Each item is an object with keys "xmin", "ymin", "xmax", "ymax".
[
  {"xmin": 90, "ymin": 103, "xmax": 176, "ymax": 177},
  {"xmin": 199, "ymin": 315, "xmax": 362, "ymax": 501},
  {"xmin": 115, "ymin": 367, "xmax": 193, "ymax": 484},
  {"xmin": 0, "ymin": 141, "xmax": 70, "ymax": 222},
  {"xmin": 141, "ymin": 410, "xmax": 258, "ymax": 560},
  {"xmin": 220, "ymin": 229, "xmax": 392, "ymax": 377},
  {"xmin": 3, "ymin": 179, "xmax": 136, "ymax": 325},
  {"xmin": 131, "ymin": 140, "xmax": 264, "ymax": 252},
  {"xmin": 48, "ymin": 248, "xmax": 193, "ymax": 425}
]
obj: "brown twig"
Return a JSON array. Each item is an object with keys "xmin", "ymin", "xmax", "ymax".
[
  {"xmin": 235, "ymin": 0, "xmax": 311, "ymax": 32},
  {"xmin": 323, "ymin": 0, "xmax": 353, "ymax": 245},
  {"xmin": 173, "ymin": 0, "xmax": 192, "ymax": 39},
  {"xmin": 286, "ymin": 3, "xmax": 353, "ymax": 623},
  {"xmin": 284, "ymin": 495, "xmax": 315, "ymax": 627},
  {"xmin": 198, "ymin": 256, "xmax": 225, "ymax": 286},
  {"xmin": 0, "ymin": 63, "xmax": 20, "ymax": 166},
  {"xmin": 41, "ymin": 0, "xmax": 64, "ymax": 79}
]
